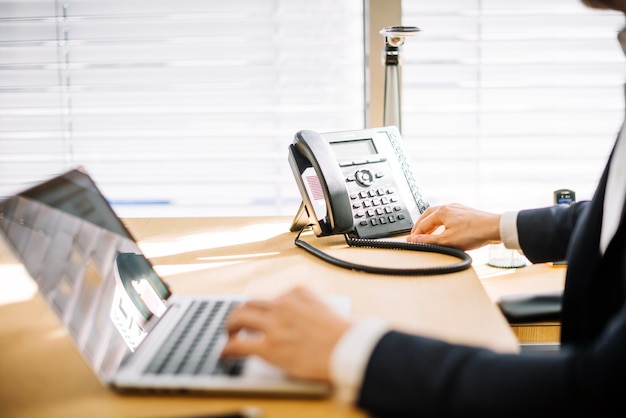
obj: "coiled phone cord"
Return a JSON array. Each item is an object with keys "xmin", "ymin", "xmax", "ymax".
[{"xmin": 294, "ymin": 225, "xmax": 472, "ymax": 276}]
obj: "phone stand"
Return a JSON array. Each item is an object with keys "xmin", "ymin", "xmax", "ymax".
[
  {"xmin": 289, "ymin": 201, "xmax": 310, "ymax": 232},
  {"xmin": 380, "ymin": 26, "xmax": 420, "ymax": 132}
]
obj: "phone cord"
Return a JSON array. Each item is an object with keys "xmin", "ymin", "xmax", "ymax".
[{"xmin": 294, "ymin": 226, "xmax": 472, "ymax": 276}]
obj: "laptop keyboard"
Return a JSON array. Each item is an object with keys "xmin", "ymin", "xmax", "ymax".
[{"xmin": 144, "ymin": 300, "xmax": 245, "ymax": 377}]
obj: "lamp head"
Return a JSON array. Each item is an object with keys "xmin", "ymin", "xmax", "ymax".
[{"xmin": 379, "ymin": 25, "xmax": 420, "ymax": 47}]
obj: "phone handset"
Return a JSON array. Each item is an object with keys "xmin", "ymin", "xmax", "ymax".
[{"xmin": 288, "ymin": 130, "xmax": 354, "ymax": 236}]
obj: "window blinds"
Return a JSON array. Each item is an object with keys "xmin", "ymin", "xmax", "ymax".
[
  {"xmin": 3, "ymin": 0, "xmax": 624, "ymax": 219},
  {"xmin": 0, "ymin": 0, "xmax": 365, "ymax": 217},
  {"xmin": 400, "ymin": 0, "xmax": 625, "ymax": 212}
]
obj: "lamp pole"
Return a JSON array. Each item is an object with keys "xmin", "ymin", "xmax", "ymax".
[{"xmin": 380, "ymin": 26, "xmax": 420, "ymax": 132}]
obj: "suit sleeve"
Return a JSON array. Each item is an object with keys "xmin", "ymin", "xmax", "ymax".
[
  {"xmin": 516, "ymin": 201, "xmax": 589, "ymax": 263},
  {"xmin": 356, "ymin": 326, "xmax": 624, "ymax": 418}
]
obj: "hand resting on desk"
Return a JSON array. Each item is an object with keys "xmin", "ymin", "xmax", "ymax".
[{"xmin": 407, "ymin": 203, "xmax": 502, "ymax": 251}]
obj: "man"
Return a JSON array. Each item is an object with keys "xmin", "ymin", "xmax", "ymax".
[{"xmin": 222, "ymin": 1, "xmax": 626, "ymax": 416}]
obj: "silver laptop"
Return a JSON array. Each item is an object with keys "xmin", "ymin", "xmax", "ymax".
[{"xmin": 0, "ymin": 167, "xmax": 332, "ymax": 396}]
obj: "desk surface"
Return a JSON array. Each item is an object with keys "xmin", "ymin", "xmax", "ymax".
[{"xmin": 1, "ymin": 216, "xmax": 526, "ymax": 418}]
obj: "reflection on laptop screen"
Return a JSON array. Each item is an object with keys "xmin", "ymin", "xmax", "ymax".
[{"xmin": 19, "ymin": 168, "xmax": 132, "ymax": 239}]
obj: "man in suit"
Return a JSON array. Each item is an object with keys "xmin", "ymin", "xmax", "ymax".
[{"xmin": 223, "ymin": 1, "xmax": 626, "ymax": 416}]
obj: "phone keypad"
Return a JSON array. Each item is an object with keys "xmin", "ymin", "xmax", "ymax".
[
  {"xmin": 344, "ymin": 164, "xmax": 413, "ymax": 238},
  {"xmin": 350, "ymin": 188, "xmax": 406, "ymax": 228}
]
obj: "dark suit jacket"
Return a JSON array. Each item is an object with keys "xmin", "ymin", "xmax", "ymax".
[{"xmin": 356, "ymin": 139, "xmax": 626, "ymax": 417}]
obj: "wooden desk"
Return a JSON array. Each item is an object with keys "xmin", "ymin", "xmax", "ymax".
[{"xmin": 0, "ymin": 216, "xmax": 519, "ymax": 418}]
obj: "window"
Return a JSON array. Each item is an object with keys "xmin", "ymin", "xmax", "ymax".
[
  {"xmin": 400, "ymin": 0, "xmax": 625, "ymax": 212},
  {"xmin": 0, "ymin": 0, "xmax": 365, "ymax": 217},
  {"xmin": 2, "ymin": 0, "xmax": 624, "ymax": 219}
]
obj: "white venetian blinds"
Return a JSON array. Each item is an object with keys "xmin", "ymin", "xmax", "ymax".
[
  {"xmin": 0, "ymin": 0, "xmax": 365, "ymax": 217},
  {"xmin": 2, "ymin": 0, "xmax": 624, "ymax": 219},
  {"xmin": 399, "ymin": 0, "xmax": 625, "ymax": 212}
]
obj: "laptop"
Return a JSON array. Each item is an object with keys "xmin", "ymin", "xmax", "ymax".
[{"xmin": 0, "ymin": 167, "xmax": 334, "ymax": 396}]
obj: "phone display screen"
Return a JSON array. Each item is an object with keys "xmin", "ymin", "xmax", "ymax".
[{"xmin": 330, "ymin": 138, "xmax": 377, "ymax": 159}]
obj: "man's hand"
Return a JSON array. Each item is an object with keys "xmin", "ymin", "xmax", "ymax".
[
  {"xmin": 222, "ymin": 286, "xmax": 352, "ymax": 382},
  {"xmin": 407, "ymin": 203, "xmax": 501, "ymax": 251}
]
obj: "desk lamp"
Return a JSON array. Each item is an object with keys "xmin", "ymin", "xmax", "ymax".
[{"xmin": 379, "ymin": 26, "xmax": 420, "ymax": 132}]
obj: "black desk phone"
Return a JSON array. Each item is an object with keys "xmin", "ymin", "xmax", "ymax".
[
  {"xmin": 287, "ymin": 126, "xmax": 471, "ymax": 275},
  {"xmin": 288, "ymin": 126, "xmax": 428, "ymax": 239}
]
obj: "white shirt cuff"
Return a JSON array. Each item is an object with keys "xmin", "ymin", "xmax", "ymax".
[
  {"xmin": 500, "ymin": 210, "xmax": 521, "ymax": 250},
  {"xmin": 329, "ymin": 317, "xmax": 389, "ymax": 404}
]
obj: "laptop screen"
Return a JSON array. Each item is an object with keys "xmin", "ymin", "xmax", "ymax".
[
  {"xmin": 18, "ymin": 167, "xmax": 133, "ymax": 239},
  {"xmin": 0, "ymin": 168, "xmax": 171, "ymax": 381}
]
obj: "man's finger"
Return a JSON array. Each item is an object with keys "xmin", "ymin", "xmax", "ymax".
[
  {"xmin": 411, "ymin": 212, "xmax": 442, "ymax": 235},
  {"xmin": 226, "ymin": 307, "xmax": 271, "ymax": 335},
  {"xmin": 221, "ymin": 336, "xmax": 265, "ymax": 358},
  {"xmin": 407, "ymin": 233, "xmax": 440, "ymax": 245}
]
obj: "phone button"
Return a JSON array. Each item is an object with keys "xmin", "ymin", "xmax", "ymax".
[{"xmin": 355, "ymin": 169, "xmax": 374, "ymax": 186}]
